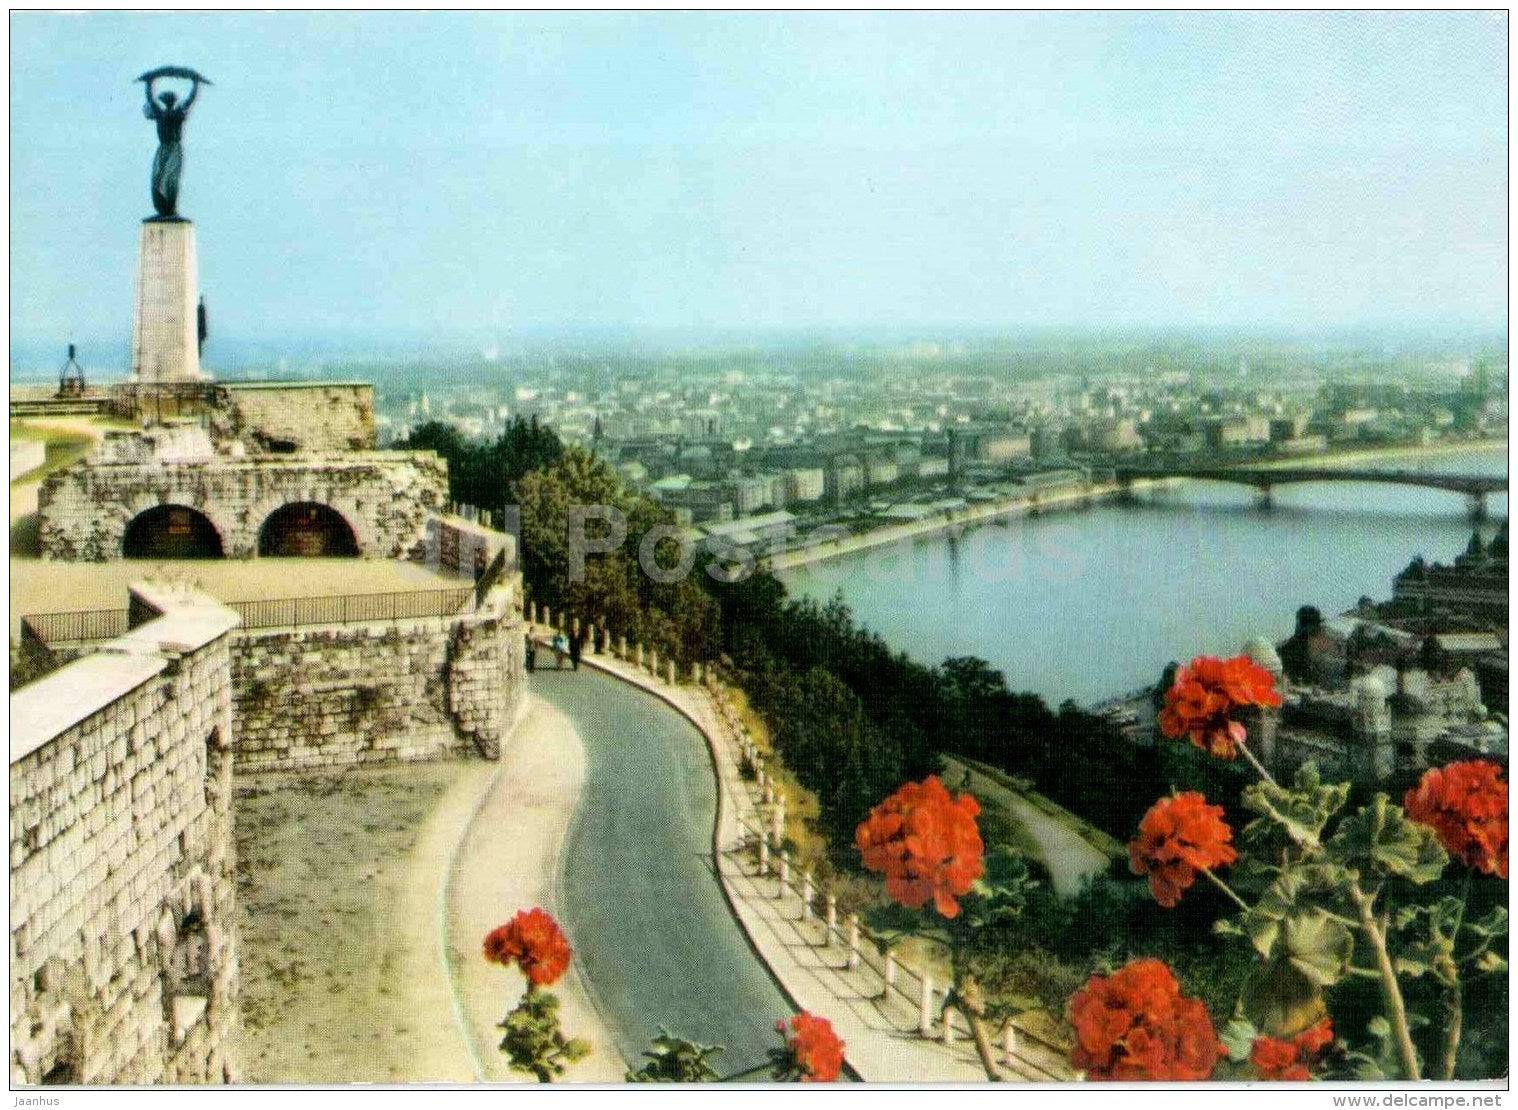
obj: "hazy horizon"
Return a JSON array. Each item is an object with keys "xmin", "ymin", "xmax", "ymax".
[{"xmin": 11, "ymin": 11, "xmax": 1508, "ymax": 346}]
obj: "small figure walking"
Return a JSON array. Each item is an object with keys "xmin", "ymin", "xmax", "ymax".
[
  {"xmin": 552, "ymin": 632, "xmax": 568, "ymax": 670},
  {"xmin": 568, "ymin": 629, "xmax": 583, "ymax": 671},
  {"xmin": 524, "ymin": 633, "xmax": 536, "ymax": 674}
]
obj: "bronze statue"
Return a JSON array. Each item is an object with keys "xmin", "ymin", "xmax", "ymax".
[{"xmin": 137, "ymin": 66, "xmax": 211, "ymax": 219}]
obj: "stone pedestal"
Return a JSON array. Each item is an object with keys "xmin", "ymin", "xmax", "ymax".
[{"xmin": 132, "ymin": 219, "xmax": 202, "ymax": 383}]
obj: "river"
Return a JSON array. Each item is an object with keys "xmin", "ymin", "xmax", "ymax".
[{"xmin": 780, "ymin": 446, "xmax": 1507, "ymax": 707}]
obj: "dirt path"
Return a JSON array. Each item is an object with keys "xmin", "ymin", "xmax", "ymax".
[{"xmin": 234, "ymin": 761, "xmax": 492, "ymax": 1082}]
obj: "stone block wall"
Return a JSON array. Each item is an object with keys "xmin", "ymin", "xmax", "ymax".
[
  {"xmin": 231, "ymin": 620, "xmax": 461, "ymax": 772},
  {"xmin": 208, "ymin": 383, "xmax": 376, "ymax": 454},
  {"xmin": 38, "ymin": 451, "xmax": 447, "ymax": 561},
  {"xmin": 10, "ymin": 585, "xmax": 241, "ymax": 1085},
  {"xmin": 230, "ymin": 573, "xmax": 525, "ymax": 772},
  {"xmin": 424, "ymin": 514, "xmax": 514, "ymax": 579},
  {"xmin": 445, "ymin": 580, "xmax": 526, "ymax": 761}
]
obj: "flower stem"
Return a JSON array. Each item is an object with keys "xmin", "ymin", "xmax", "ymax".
[
  {"xmin": 1438, "ymin": 870, "xmax": 1473, "ymax": 1081},
  {"xmin": 1199, "ymin": 866, "xmax": 1251, "ymax": 913},
  {"xmin": 1233, "ymin": 736, "xmax": 1277, "ymax": 786},
  {"xmin": 1351, "ymin": 881, "xmax": 1420, "ymax": 1080}
]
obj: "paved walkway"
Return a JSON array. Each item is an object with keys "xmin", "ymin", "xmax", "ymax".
[
  {"xmin": 529, "ymin": 625, "xmax": 1073, "ymax": 1084},
  {"xmin": 444, "ymin": 694, "xmax": 625, "ymax": 1082}
]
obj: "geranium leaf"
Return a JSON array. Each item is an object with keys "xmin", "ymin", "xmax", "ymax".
[
  {"xmin": 1220, "ymin": 1018, "xmax": 1259, "ymax": 1063},
  {"xmin": 1394, "ymin": 955, "xmax": 1432, "ymax": 978},
  {"xmin": 1242, "ymin": 870, "xmax": 1303, "ymax": 959},
  {"xmin": 1241, "ymin": 958, "xmax": 1327, "ymax": 1039},
  {"xmin": 1464, "ymin": 906, "xmax": 1509, "ymax": 941},
  {"xmin": 1326, "ymin": 794, "xmax": 1449, "ymax": 884},
  {"xmin": 1242, "ymin": 762, "xmax": 1350, "ymax": 848},
  {"xmin": 1281, "ymin": 909, "xmax": 1355, "ymax": 987},
  {"xmin": 1475, "ymin": 951, "xmax": 1507, "ymax": 974}
]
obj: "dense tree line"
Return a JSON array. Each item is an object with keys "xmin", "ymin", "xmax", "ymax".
[
  {"xmin": 703, "ymin": 567, "xmax": 1228, "ymax": 845},
  {"xmin": 400, "ymin": 417, "xmax": 565, "ymax": 519}
]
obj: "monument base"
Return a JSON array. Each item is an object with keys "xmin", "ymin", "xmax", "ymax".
[{"xmin": 131, "ymin": 218, "xmax": 202, "ymax": 383}]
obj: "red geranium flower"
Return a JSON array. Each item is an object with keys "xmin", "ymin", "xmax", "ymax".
[
  {"xmin": 483, "ymin": 907, "xmax": 573, "ymax": 987},
  {"xmin": 1158, "ymin": 655, "xmax": 1283, "ymax": 759},
  {"xmin": 1251, "ymin": 1018, "xmax": 1333, "ymax": 1081},
  {"xmin": 775, "ymin": 1011, "xmax": 845, "ymax": 1082},
  {"xmin": 1405, "ymin": 761, "xmax": 1508, "ymax": 879},
  {"xmin": 854, "ymin": 775, "xmax": 985, "ymax": 918},
  {"xmin": 1129, "ymin": 792, "xmax": 1238, "ymax": 908},
  {"xmin": 1069, "ymin": 958, "xmax": 1223, "ymax": 1081}
]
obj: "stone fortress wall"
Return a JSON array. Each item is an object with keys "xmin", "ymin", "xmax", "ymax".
[
  {"xmin": 205, "ymin": 383, "xmax": 376, "ymax": 454},
  {"xmin": 231, "ymin": 570, "xmax": 525, "ymax": 772},
  {"xmin": 37, "ymin": 451, "xmax": 448, "ymax": 561},
  {"xmin": 10, "ymin": 585, "xmax": 242, "ymax": 1085},
  {"xmin": 11, "ymin": 566, "xmax": 529, "ymax": 1083}
]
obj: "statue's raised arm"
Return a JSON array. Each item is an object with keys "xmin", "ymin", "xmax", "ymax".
[{"xmin": 134, "ymin": 66, "xmax": 212, "ymax": 219}]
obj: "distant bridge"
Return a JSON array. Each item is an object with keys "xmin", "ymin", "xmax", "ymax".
[{"xmin": 1113, "ymin": 465, "xmax": 1507, "ymax": 519}]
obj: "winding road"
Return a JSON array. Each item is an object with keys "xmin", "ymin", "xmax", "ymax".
[{"xmin": 533, "ymin": 669, "xmax": 795, "ymax": 1076}]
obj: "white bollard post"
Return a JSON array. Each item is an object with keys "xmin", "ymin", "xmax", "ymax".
[
  {"xmin": 847, "ymin": 914, "xmax": 860, "ymax": 970},
  {"xmin": 762, "ymin": 782, "xmax": 773, "ymax": 806},
  {"xmin": 772, "ymin": 796, "xmax": 786, "ymax": 845},
  {"xmin": 667, "ymin": 658, "xmax": 677, "ymax": 685},
  {"xmin": 778, "ymin": 850, "xmax": 790, "ymax": 893},
  {"xmin": 883, "ymin": 949, "xmax": 898, "ymax": 999},
  {"xmin": 635, "ymin": 644, "xmax": 645, "ymax": 668},
  {"xmin": 758, "ymin": 838, "xmax": 770, "ymax": 876},
  {"xmin": 572, "ymin": 616, "xmax": 580, "ymax": 638},
  {"xmin": 619, "ymin": 635, "xmax": 628, "ymax": 659},
  {"xmin": 756, "ymin": 768, "xmax": 767, "ymax": 794},
  {"xmin": 825, "ymin": 894, "xmax": 837, "ymax": 947},
  {"xmin": 528, "ymin": 601, "xmax": 537, "ymax": 624},
  {"xmin": 944, "ymin": 1009, "xmax": 955, "ymax": 1047},
  {"xmin": 587, "ymin": 625, "xmax": 597, "ymax": 653},
  {"xmin": 919, "ymin": 971, "xmax": 935, "ymax": 1038},
  {"xmin": 542, "ymin": 606, "xmax": 552, "ymax": 630},
  {"xmin": 601, "ymin": 628, "xmax": 611, "ymax": 654},
  {"xmin": 801, "ymin": 871, "xmax": 814, "ymax": 922},
  {"xmin": 1003, "ymin": 1021, "xmax": 1017, "ymax": 1066},
  {"xmin": 649, "ymin": 649, "xmax": 659, "ymax": 676}
]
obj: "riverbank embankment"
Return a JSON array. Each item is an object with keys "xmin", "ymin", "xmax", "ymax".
[{"xmin": 767, "ymin": 437, "xmax": 1506, "ymax": 573}]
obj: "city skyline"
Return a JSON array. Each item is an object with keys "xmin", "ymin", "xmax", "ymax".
[{"xmin": 10, "ymin": 11, "xmax": 1508, "ymax": 348}]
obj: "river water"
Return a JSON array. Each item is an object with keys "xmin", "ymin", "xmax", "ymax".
[{"xmin": 781, "ymin": 447, "xmax": 1507, "ymax": 707}]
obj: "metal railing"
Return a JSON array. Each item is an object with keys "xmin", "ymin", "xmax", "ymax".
[
  {"xmin": 228, "ymin": 587, "xmax": 474, "ymax": 630},
  {"xmin": 21, "ymin": 585, "xmax": 476, "ymax": 646},
  {"xmin": 20, "ymin": 608, "xmax": 129, "ymax": 645},
  {"xmin": 725, "ymin": 805, "xmax": 1071, "ymax": 1081}
]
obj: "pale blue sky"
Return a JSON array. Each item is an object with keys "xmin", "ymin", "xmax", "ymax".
[{"xmin": 9, "ymin": 11, "xmax": 1508, "ymax": 347}]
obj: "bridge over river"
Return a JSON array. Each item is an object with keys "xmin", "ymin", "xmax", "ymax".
[{"xmin": 1114, "ymin": 464, "xmax": 1507, "ymax": 518}]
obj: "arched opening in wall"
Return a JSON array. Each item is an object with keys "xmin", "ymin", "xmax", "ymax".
[
  {"xmin": 122, "ymin": 505, "xmax": 224, "ymax": 559},
  {"xmin": 257, "ymin": 502, "xmax": 359, "ymax": 557}
]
